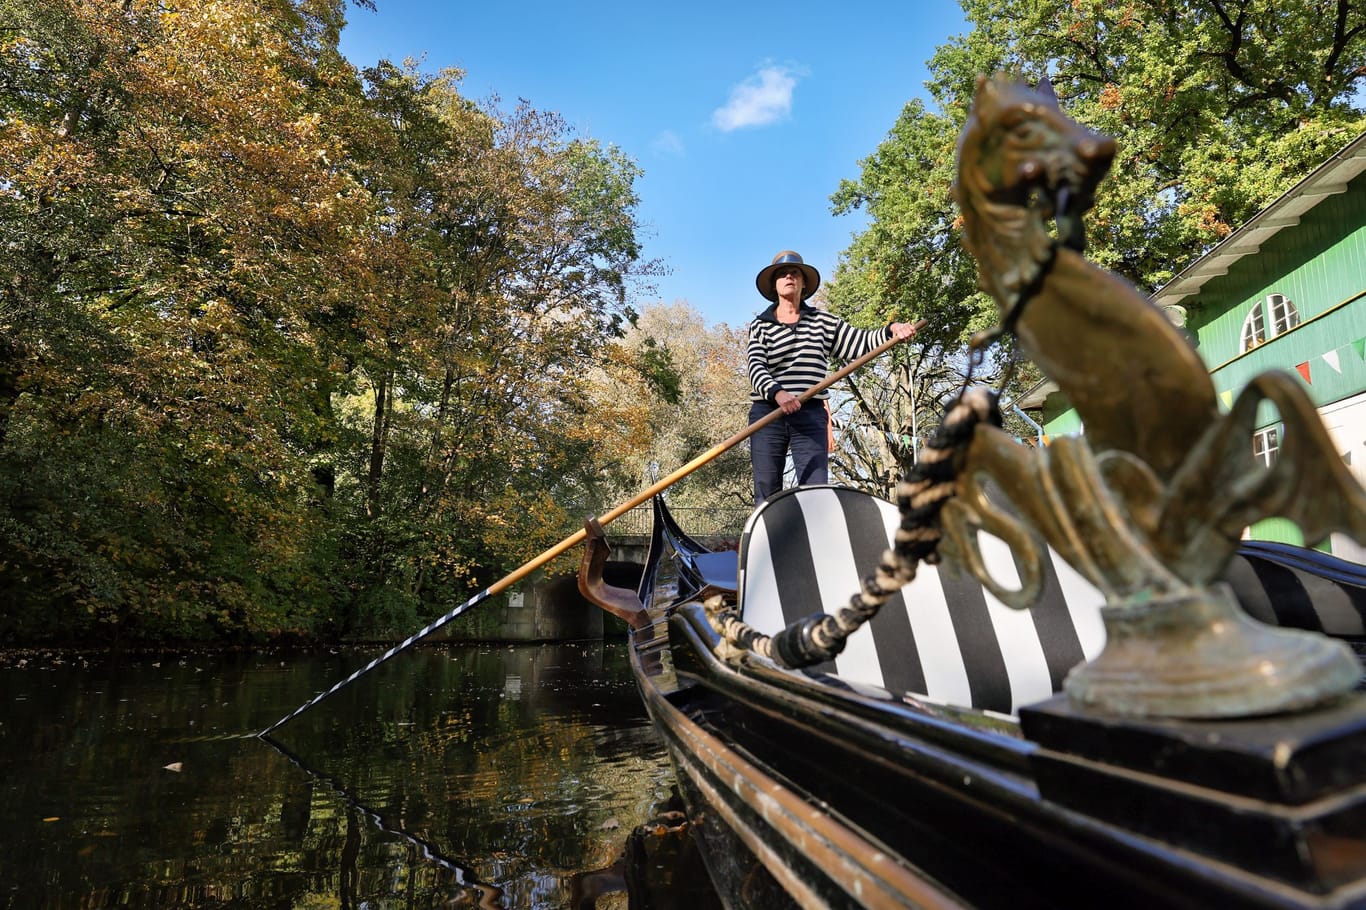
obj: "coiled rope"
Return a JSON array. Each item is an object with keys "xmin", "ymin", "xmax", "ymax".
[{"xmin": 709, "ymin": 386, "xmax": 1001, "ymax": 668}]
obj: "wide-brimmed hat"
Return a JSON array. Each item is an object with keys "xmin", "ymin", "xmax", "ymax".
[{"xmin": 756, "ymin": 250, "xmax": 820, "ymax": 302}]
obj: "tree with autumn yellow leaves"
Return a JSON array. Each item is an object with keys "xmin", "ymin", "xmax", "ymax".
[
  {"xmin": 582, "ymin": 301, "xmax": 753, "ymax": 530},
  {"xmin": 1, "ymin": 0, "xmax": 380, "ymax": 639},
  {"xmin": 0, "ymin": 0, "xmax": 656, "ymax": 641},
  {"xmin": 330, "ymin": 63, "xmax": 660, "ymax": 635}
]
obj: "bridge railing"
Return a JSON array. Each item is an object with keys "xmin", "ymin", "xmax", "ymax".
[{"xmin": 609, "ymin": 504, "xmax": 751, "ymax": 538}]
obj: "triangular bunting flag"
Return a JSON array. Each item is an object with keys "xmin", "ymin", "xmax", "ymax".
[
  {"xmin": 1296, "ymin": 361, "xmax": 1312, "ymax": 384},
  {"xmin": 1324, "ymin": 350, "xmax": 1342, "ymax": 373},
  {"xmin": 1354, "ymin": 337, "xmax": 1366, "ymax": 360},
  {"xmin": 1219, "ymin": 390, "xmax": 1233, "ymax": 409}
]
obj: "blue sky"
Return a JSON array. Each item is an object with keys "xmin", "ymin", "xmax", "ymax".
[{"xmin": 338, "ymin": 1, "xmax": 968, "ymax": 329}]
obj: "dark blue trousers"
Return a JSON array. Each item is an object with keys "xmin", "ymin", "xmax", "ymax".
[{"xmin": 749, "ymin": 400, "xmax": 829, "ymax": 504}]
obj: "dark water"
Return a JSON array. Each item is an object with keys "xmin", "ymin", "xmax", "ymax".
[{"xmin": 0, "ymin": 640, "xmax": 712, "ymax": 908}]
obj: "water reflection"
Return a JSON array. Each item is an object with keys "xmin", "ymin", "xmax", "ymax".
[{"xmin": 0, "ymin": 641, "xmax": 701, "ymax": 908}]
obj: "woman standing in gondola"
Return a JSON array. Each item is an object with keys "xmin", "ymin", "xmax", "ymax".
[{"xmin": 746, "ymin": 250, "xmax": 918, "ymax": 504}]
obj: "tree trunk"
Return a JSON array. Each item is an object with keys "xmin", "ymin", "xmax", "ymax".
[
  {"xmin": 419, "ymin": 366, "xmax": 456, "ymax": 503},
  {"xmin": 0, "ymin": 338, "xmax": 24, "ymax": 450},
  {"xmin": 309, "ymin": 376, "xmax": 337, "ymax": 501},
  {"xmin": 409, "ymin": 367, "xmax": 457, "ymax": 601},
  {"xmin": 366, "ymin": 370, "xmax": 391, "ymax": 517}
]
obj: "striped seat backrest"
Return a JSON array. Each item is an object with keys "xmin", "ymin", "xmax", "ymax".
[
  {"xmin": 1224, "ymin": 541, "xmax": 1366, "ymax": 637},
  {"xmin": 737, "ymin": 485, "xmax": 1107, "ymax": 715}
]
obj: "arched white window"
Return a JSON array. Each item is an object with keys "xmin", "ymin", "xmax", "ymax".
[{"xmin": 1240, "ymin": 293, "xmax": 1300, "ymax": 353}]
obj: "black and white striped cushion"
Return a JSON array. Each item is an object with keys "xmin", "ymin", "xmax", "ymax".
[
  {"xmin": 737, "ymin": 486, "xmax": 1107, "ymax": 715},
  {"xmin": 736, "ymin": 486, "xmax": 1366, "ymax": 714},
  {"xmin": 1224, "ymin": 541, "xmax": 1366, "ymax": 637}
]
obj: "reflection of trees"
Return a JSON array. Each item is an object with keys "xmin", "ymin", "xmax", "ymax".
[
  {"xmin": 0, "ymin": 643, "xmax": 675, "ymax": 907},
  {"xmin": 358, "ymin": 643, "xmax": 674, "ymax": 904}
]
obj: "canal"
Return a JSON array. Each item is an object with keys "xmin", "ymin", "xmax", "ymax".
[{"xmin": 0, "ymin": 640, "xmax": 723, "ymax": 907}]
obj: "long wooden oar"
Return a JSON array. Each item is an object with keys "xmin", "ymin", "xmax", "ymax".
[{"xmin": 258, "ymin": 319, "xmax": 924, "ymax": 736}]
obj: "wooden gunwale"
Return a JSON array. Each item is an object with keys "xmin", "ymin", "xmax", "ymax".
[{"xmin": 630, "ymin": 622, "xmax": 969, "ymax": 910}]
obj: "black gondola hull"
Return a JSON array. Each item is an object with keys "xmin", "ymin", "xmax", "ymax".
[
  {"xmin": 633, "ymin": 603, "xmax": 1366, "ymax": 908},
  {"xmin": 586, "ymin": 494, "xmax": 1366, "ymax": 909}
]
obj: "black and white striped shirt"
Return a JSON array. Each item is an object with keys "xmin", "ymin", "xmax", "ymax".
[{"xmin": 747, "ymin": 303, "xmax": 892, "ymax": 402}]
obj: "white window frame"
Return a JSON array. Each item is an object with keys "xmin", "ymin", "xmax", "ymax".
[
  {"xmin": 1240, "ymin": 293, "xmax": 1300, "ymax": 353},
  {"xmin": 1252, "ymin": 425, "xmax": 1280, "ymax": 467}
]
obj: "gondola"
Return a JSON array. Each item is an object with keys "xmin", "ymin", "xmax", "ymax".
[
  {"xmin": 577, "ymin": 75, "xmax": 1366, "ymax": 909},
  {"xmin": 580, "ymin": 488, "xmax": 1366, "ymax": 909}
]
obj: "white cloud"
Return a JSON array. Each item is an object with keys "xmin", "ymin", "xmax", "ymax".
[
  {"xmin": 711, "ymin": 64, "xmax": 803, "ymax": 132},
  {"xmin": 651, "ymin": 129, "xmax": 685, "ymax": 157}
]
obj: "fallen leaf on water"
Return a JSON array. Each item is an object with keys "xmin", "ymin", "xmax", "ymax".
[{"xmin": 163, "ymin": 762, "xmax": 183, "ymax": 772}]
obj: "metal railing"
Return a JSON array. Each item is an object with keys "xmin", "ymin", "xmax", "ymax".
[{"xmin": 608, "ymin": 505, "xmax": 750, "ymax": 538}]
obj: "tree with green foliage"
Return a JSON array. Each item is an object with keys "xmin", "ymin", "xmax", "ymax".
[
  {"xmin": 826, "ymin": 0, "xmax": 1366, "ymax": 486},
  {"xmin": 830, "ymin": 0, "xmax": 1366, "ymax": 343}
]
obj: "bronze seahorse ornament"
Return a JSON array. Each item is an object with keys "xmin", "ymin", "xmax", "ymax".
[
  {"xmin": 939, "ymin": 74, "xmax": 1366, "ymax": 717},
  {"xmin": 955, "ymin": 76, "xmax": 1221, "ymax": 481}
]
